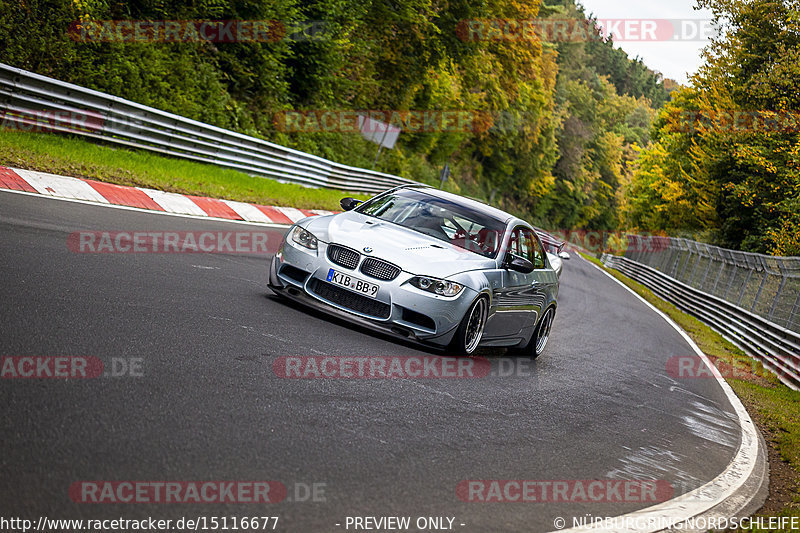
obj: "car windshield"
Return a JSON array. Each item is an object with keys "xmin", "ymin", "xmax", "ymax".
[{"xmin": 357, "ymin": 189, "xmax": 506, "ymax": 258}]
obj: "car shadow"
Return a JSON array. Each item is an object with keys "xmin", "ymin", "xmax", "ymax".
[{"xmin": 263, "ymin": 292, "xmax": 503, "ymax": 358}]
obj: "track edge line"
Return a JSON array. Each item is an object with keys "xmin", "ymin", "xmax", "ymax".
[{"xmin": 551, "ymin": 255, "xmax": 768, "ymax": 533}]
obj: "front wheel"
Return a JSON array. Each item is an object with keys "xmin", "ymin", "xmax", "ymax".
[{"xmin": 450, "ymin": 296, "xmax": 489, "ymax": 355}]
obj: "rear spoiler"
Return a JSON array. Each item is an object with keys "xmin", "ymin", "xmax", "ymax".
[{"xmin": 534, "ymin": 228, "xmax": 566, "ymax": 254}]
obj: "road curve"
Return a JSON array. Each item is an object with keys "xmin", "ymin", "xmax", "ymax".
[{"xmin": 0, "ymin": 191, "xmax": 746, "ymax": 532}]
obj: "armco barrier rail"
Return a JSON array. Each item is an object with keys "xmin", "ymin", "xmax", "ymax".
[
  {"xmin": 0, "ymin": 63, "xmax": 417, "ymax": 194},
  {"xmin": 622, "ymin": 234, "xmax": 800, "ymax": 334},
  {"xmin": 601, "ymin": 253, "xmax": 800, "ymax": 391}
]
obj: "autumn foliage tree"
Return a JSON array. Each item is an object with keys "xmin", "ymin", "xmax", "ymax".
[
  {"xmin": 626, "ymin": 0, "xmax": 800, "ymax": 254},
  {"xmin": 1, "ymin": 0, "xmax": 668, "ymax": 231}
]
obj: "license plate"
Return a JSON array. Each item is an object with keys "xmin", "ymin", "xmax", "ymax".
[{"xmin": 326, "ymin": 268, "xmax": 379, "ymax": 298}]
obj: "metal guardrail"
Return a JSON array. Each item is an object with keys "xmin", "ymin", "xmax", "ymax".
[
  {"xmin": 0, "ymin": 63, "xmax": 417, "ymax": 194},
  {"xmin": 601, "ymin": 253, "xmax": 800, "ymax": 391},
  {"xmin": 622, "ymin": 234, "xmax": 800, "ymax": 334}
]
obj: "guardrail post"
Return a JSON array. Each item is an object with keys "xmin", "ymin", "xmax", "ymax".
[
  {"xmin": 789, "ymin": 289, "xmax": 800, "ymax": 331},
  {"xmin": 768, "ymin": 275, "xmax": 788, "ymax": 321},
  {"xmin": 700, "ymin": 249, "xmax": 715, "ymax": 289},
  {"xmin": 750, "ymin": 267, "xmax": 769, "ymax": 312},
  {"xmin": 665, "ymin": 239, "xmax": 678, "ymax": 277},
  {"xmin": 689, "ymin": 251, "xmax": 703, "ymax": 285},
  {"xmin": 711, "ymin": 256, "xmax": 727, "ymax": 295},
  {"xmin": 736, "ymin": 269, "xmax": 753, "ymax": 306},
  {"xmin": 668, "ymin": 247, "xmax": 680, "ymax": 277},
  {"xmin": 679, "ymin": 246, "xmax": 693, "ymax": 281},
  {"xmin": 657, "ymin": 245, "xmax": 670, "ymax": 272},
  {"xmin": 102, "ymin": 96, "xmax": 114, "ymax": 140}
]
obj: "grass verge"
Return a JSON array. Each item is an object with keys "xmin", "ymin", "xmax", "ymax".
[
  {"xmin": 580, "ymin": 252, "xmax": 800, "ymax": 531},
  {"xmin": 0, "ymin": 129, "xmax": 371, "ymax": 210}
]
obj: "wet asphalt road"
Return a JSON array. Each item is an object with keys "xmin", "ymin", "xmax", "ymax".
[{"xmin": 0, "ymin": 191, "xmax": 741, "ymax": 532}]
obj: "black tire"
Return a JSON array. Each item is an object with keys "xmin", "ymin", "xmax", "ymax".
[
  {"xmin": 510, "ymin": 306, "xmax": 555, "ymax": 359},
  {"xmin": 450, "ymin": 296, "xmax": 489, "ymax": 355}
]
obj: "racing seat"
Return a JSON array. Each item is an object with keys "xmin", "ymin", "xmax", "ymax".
[{"xmin": 477, "ymin": 228, "xmax": 499, "ymax": 255}]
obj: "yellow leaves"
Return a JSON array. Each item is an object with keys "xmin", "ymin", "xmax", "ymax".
[
  {"xmin": 71, "ymin": 0, "xmax": 94, "ymax": 23},
  {"xmin": 661, "ymin": 179, "xmax": 685, "ymax": 203},
  {"xmin": 626, "ymin": 136, "xmax": 718, "ymax": 232},
  {"xmin": 529, "ymin": 173, "xmax": 555, "ymax": 198},
  {"xmin": 767, "ymin": 219, "xmax": 800, "ymax": 256},
  {"xmin": 731, "ymin": 144, "xmax": 778, "ymax": 174},
  {"xmin": 502, "ymin": 0, "xmax": 544, "ymax": 19}
]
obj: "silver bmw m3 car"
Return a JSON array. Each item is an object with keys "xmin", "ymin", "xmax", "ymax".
[{"xmin": 268, "ymin": 185, "xmax": 560, "ymax": 357}]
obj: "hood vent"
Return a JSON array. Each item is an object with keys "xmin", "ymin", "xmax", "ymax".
[{"xmin": 405, "ymin": 243, "xmax": 445, "ymax": 251}]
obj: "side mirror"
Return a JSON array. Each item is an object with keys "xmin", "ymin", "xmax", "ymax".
[
  {"xmin": 504, "ymin": 254, "xmax": 534, "ymax": 274},
  {"xmin": 340, "ymin": 197, "xmax": 362, "ymax": 211},
  {"xmin": 558, "ymin": 251, "xmax": 571, "ymax": 260}
]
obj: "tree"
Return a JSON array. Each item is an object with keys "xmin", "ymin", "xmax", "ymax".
[{"xmin": 627, "ymin": 0, "xmax": 800, "ymax": 254}]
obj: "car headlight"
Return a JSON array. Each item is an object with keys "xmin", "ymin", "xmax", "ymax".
[
  {"xmin": 409, "ymin": 276, "xmax": 464, "ymax": 297},
  {"xmin": 290, "ymin": 226, "xmax": 318, "ymax": 250}
]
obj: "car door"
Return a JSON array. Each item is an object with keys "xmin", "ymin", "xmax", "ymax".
[
  {"xmin": 523, "ymin": 227, "xmax": 558, "ymax": 336},
  {"xmin": 486, "ymin": 226, "xmax": 545, "ymax": 339}
]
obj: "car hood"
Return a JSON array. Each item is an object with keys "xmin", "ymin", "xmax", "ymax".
[{"xmin": 303, "ymin": 211, "xmax": 498, "ymax": 278}]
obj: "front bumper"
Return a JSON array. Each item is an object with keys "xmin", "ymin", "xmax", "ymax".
[{"xmin": 268, "ymin": 238, "xmax": 479, "ymax": 347}]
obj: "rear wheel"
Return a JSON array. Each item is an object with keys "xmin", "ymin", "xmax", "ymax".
[
  {"xmin": 451, "ymin": 296, "xmax": 489, "ymax": 355},
  {"xmin": 532, "ymin": 307, "xmax": 555, "ymax": 357},
  {"xmin": 511, "ymin": 306, "xmax": 555, "ymax": 359}
]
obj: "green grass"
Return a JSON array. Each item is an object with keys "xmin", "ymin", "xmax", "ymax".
[
  {"xmin": 734, "ymin": 381, "xmax": 800, "ymax": 471},
  {"xmin": 581, "ymin": 252, "xmax": 800, "ymax": 530},
  {"xmin": 0, "ymin": 129, "xmax": 371, "ymax": 210},
  {"xmin": 733, "ymin": 381, "xmax": 800, "ymax": 532}
]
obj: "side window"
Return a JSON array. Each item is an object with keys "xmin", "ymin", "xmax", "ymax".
[
  {"xmin": 508, "ymin": 228, "xmax": 523, "ymax": 259},
  {"xmin": 508, "ymin": 227, "xmax": 534, "ymax": 263},
  {"xmin": 521, "ymin": 229, "xmax": 546, "ymax": 269},
  {"xmin": 517, "ymin": 230, "xmax": 534, "ymax": 262}
]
